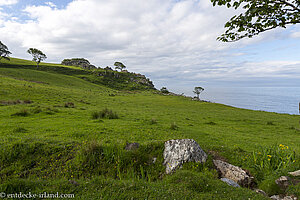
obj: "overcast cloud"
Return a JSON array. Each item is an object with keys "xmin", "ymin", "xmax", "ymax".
[{"xmin": 0, "ymin": 0, "xmax": 300, "ymax": 90}]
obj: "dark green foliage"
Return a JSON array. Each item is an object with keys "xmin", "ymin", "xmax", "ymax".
[
  {"xmin": 0, "ymin": 140, "xmax": 79, "ymax": 181},
  {"xmin": 211, "ymin": 0, "xmax": 300, "ymax": 42},
  {"xmin": 0, "ymin": 179, "xmax": 40, "ymax": 194},
  {"xmin": 13, "ymin": 127, "xmax": 28, "ymax": 133},
  {"xmin": 114, "ymin": 62, "xmax": 126, "ymax": 71},
  {"xmin": 193, "ymin": 86, "xmax": 204, "ymax": 100},
  {"xmin": 27, "ymin": 48, "xmax": 47, "ymax": 67},
  {"xmin": 259, "ymin": 177, "xmax": 282, "ymax": 196},
  {"xmin": 64, "ymin": 102, "xmax": 75, "ymax": 108},
  {"xmin": 0, "ymin": 41, "xmax": 11, "ymax": 61},
  {"xmin": 160, "ymin": 87, "xmax": 169, "ymax": 94},
  {"xmin": 170, "ymin": 122, "xmax": 179, "ymax": 130},
  {"xmin": 74, "ymin": 141, "xmax": 164, "ymax": 181},
  {"xmin": 267, "ymin": 121, "xmax": 275, "ymax": 125},
  {"xmin": 11, "ymin": 109, "xmax": 29, "ymax": 117},
  {"xmin": 92, "ymin": 108, "xmax": 119, "ymax": 119},
  {"xmin": 205, "ymin": 121, "xmax": 217, "ymax": 125}
]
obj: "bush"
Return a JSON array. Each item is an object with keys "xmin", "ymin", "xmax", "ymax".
[
  {"xmin": 91, "ymin": 108, "xmax": 119, "ymax": 119},
  {"xmin": 150, "ymin": 118, "xmax": 157, "ymax": 125},
  {"xmin": 64, "ymin": 102, "xmax": 75, "ymax": 108},
  {"xmin": 170, "ymin": 122, "xmax": 178, "ymax": 130},
  {"xmin": 11, "ymin": 109, "xmax": 29, "ymax": 117},
  {"xmin": 13, "ymin": 127, "xmax": 28, "ymax": 133},
  {"xmin": 160, "ymin": 87, "xmax": 169, "ymax": 94}
]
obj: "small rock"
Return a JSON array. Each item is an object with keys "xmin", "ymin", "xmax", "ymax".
[
  {"xmin": 254, "ymin": 189, "xmax": 267, "ymax": 197},
  {"xmin": 220, "ymin": 178, "xmax": 240, "ymax": 187},
  {"xmin": 275, "ymin": 176, "xmax": 291, "ymax": 190},
  {"xmin": 69, "ymin": 180, "xmax": 79, "ymax": 186},
  {"xmin": 288, "ymin": 170, "xmax": 300, "ymax": 177},
  {"xmin": 213, "ymin": 159, "xmax": 255, "ymax": 187},
  {"xmin": 124, "ymin": 142, "xmax": 140, "ymax": 151},
  {"xmin": 152, "ymin": 157, "xmax": 157, "ymax": 164},
  {"xmin": 163, "ymin": 139, "xmax": 207, "ymax": 174},
  {"xmin": 270, "ymin": 195, "xmax": 297, "ymax": 200}
]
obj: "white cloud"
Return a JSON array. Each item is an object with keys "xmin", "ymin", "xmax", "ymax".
[
  {"xmin": 45, "ymin": 2, "xmax": 56, "ymax": 8},
  {"xmin": 0, "ymin": 0, "xmax": 18, "ymax": 6},
  {"xmin": 0, "ymin": 0, "xmax": 297, "ymax": 88}
]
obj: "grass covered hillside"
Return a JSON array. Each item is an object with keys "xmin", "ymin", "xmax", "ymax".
[
  {"xmin": 0, "ymin": 58, "xmax": 155, "ymax": 91},
  {"xmin": 0, "ymin": 58, "xmax": 299, "ymax": 199}
]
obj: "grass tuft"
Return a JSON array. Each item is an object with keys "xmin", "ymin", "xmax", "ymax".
[
  {"xmin": 64, "ymin": 102, "xmax": 75, "ymax": 108},
  {"xmin": 205, "ymin": 121, "xmax": 217, "ymax": 125},
  {"xmin": 11, "ymin": 109, "xmax": 30, "ymax": 117},
  {"xmin": 13, "ymin": 127, "xmax": 28, "ymax": 133},
  {"xmin": 170, "ymin": 122, "xmax": 179, "ymax": 130},
  {"xmin": 91, "ymin": 108, "xmax": 119, "ymax": 119},
  {"xmin": 150, "ymin": 118, "xmax": 157, "ymax": 125}
]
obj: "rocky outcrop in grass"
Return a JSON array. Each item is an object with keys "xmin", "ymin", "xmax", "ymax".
[
  {"xmin": 213, "ymin": 159, "xmax": 255, "ymax": 188},
  {"xmin": 163, "ymin": 139, "xmax": 207, "ymax": 174},
  {"xmin": 61, "ymin": 58, "xmax": 96, "ymax": 70}
]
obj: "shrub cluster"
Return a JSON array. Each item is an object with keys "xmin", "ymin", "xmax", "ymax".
[
  {"xmin": 91, "ymin": 108, "xmax": 119, "ymax": 119},
  {"xmin": 11, "ymin": 109, "xmax": 30, "ymax": 117},
  {"xmin": 64, "ymin": 102, "xmax": 75, "ymax": 108}
]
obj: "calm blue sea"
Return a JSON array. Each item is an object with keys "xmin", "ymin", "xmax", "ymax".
[{"xmin": 193, "ymin": 87, "xmax": 300, "ymax": 115}]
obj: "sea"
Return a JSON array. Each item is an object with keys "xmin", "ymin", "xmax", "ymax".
[{"xmin": 185, "ymin": 87, "xmax": 300, "ymax": 115}]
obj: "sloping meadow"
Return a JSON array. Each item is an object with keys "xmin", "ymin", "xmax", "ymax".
[{"xmin": 0, "ymin": 60, "xmax": 299, "ymax": 199}]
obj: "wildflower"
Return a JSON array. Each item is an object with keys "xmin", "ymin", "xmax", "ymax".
[{"xmin": 267, "ymin": 155, "xmax": 272, "ymax": 158}]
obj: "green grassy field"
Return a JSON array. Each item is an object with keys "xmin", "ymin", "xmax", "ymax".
[{"xmin": 0, "ymin": 58, "xmax": 299, "ymax": 199}]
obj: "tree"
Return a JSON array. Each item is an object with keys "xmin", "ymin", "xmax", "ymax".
[
  {"xmin": 114, "ymin": 62, "xmax": 126, "ymax": 71},
  {"xmin": 0, "ymin": 41, "xmax": 12, "ymax": 61},
  {"xmin": 193, "ymin": 87, "xmax": 204, "ymax": 100},
  {"xmin": 27, "ymin": 48, "xmax": 47, "ymax": 67},
  {"xmin": 160, "ymin": 87, "xmax": 170, "ymax": 94},
  {"xmin": 211, "ymin": 0, "xmax": 300, "ymax": 42}
]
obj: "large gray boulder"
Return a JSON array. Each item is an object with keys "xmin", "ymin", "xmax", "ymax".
[
  {"xmin": 213, "ymin": 159, "xmax": 255, "ymax": 187},
  {"xmin": 163, "ymin": 139, "xmax": 207, "ymax": 174}
]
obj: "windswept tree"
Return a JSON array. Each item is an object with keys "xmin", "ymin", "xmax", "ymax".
[
  {"xmin": 160, "ymin": 87, "xmax": 170, "ymax": 94},
  {"xmin": 193, "ymin": 87, "xmax": 204, "ymax": 100},
  {"xmin": 0, "ymin": 41, "xmax": 12, "ymax": 61},
  {"xmin": 114, "ymin": 62, "xmax": 126, "ymax": 71},
  {"xmin": 27, "ymin": 48, "xmax": 47, "ymax": 67},
  {"xmin": 211, "ymin": 0, "xmax": 300, "ymax": 42}
]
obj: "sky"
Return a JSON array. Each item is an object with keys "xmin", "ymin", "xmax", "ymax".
[{"xmin": 1, "ymin": 0, "xmax": 300, "ymax": 95}]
